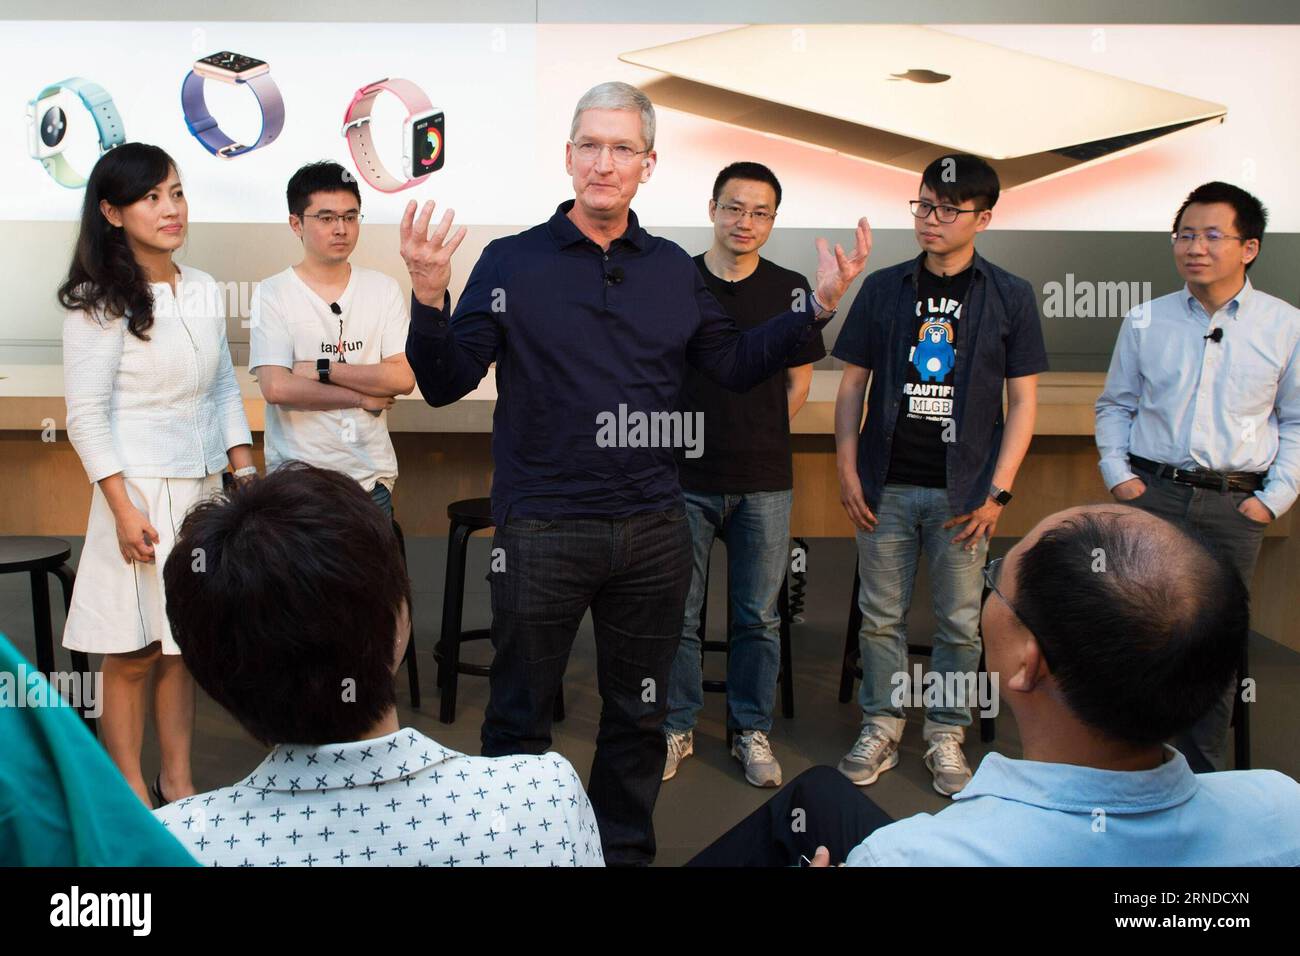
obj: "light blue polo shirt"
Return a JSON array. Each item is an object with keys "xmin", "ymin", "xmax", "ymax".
[{"xmin": 846, "ymin": 746, "xmax": 1300, "ymax": 866}]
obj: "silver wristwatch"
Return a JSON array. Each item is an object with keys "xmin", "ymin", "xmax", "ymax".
[{"xmin": 810, "ymin": 291, "xmax": 837, "ymax": 320}]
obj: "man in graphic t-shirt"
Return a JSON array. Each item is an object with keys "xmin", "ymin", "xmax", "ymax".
[
  {"xmin": 249, "ymin": 161, "xmax": 415, "ymax": 517},
  {"xmin": 832, "ymin": 154, "xmax": 1048, "ymax": 797},
  {"xmin": 662, "ymin": 162, "xmax": 826, "ymax": 789}
]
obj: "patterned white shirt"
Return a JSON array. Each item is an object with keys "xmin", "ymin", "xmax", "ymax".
[{"xmin": 153, "ymin": 729, "xmax": 603, "ymax": 867}]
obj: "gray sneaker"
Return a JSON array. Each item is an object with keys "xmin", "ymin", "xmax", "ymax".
[
  {"xmin": 731, "ymin": 730, "xmax": 783, "ymax": 788},
  {"xmin": 663, "ymin": 729, "xmax": 694, "ymax": 781},
  {"xmin": 837, "ymin": 724, "xmax": 899, "ymax": 786},
  {"xmin": 924, "ymin": 731, "xmax": 973, "ymax": 796}
]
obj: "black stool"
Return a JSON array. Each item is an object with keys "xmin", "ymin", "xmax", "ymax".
[
  {"xmin": 434, "ymin": 498, "xmax": 564, "ymax": 725},
  {"xmin": 838, "ymin": 563, "xmax": 995, "ymax": 743},
  {"xmin": 390, "ymin": 519, "xmax": 420, "ymax": 709},
  {"xmin": 0, "ymin": 536, "xmax": 94, "ymax": 731},
  {"xmin": 697, "ymin": 551, "xmax": 795, "ymax": 731}
]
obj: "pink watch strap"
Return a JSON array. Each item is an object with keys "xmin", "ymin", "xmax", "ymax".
[{"xmin": 342, "ymin": 78, "xmax": 433, "ymax": 192}]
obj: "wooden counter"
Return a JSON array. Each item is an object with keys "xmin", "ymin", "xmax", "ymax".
[
  {"xmin": 0, "ymin": 366, "xmax": 1107, "ymax": 436},
  {"xmin": 2, "ymin": 365, "xmax": 1295, "ymax": 651}
]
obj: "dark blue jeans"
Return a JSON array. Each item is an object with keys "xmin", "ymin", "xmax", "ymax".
[
  {"xmin": 481, "ymin": 504, "xmax": 693, "ymax": 866},
  {"xmin": 666, "ymin": 489, "xmax": 792, "ymax": 734},
  {"xmin": 370, "ymin": 483, "xmax": 393, "ymax": 519}
]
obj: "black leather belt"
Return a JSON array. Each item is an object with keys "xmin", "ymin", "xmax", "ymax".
[{"xmin": 1130, "ymin": 455, "xmax": 1264, "ymax": 492}]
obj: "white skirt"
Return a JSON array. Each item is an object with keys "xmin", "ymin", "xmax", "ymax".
[{"xmin": 63, "ymin": 474, "xmax": 223, "ymax": 656}]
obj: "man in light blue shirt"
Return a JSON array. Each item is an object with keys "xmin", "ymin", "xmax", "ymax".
[
  {"xmin": 1095, "ymin": 181, "xmax": 1300, "ymax": 771},
  {"xmin": 687, "ymin": 505, "xmax": 1300, "ymax": 866}
]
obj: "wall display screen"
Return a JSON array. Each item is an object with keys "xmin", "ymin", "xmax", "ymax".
[{"xmin": 3, "ymin": 21, "xmax": 1296, "ymax": 231}]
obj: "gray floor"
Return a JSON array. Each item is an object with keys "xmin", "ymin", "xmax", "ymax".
[{"xmin": 3, "ymin": 534, "xmax": 1297, "ymax": 867}]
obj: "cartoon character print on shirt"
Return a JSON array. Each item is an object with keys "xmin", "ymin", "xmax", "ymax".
[
  {"xmin": 903, "ymin": 292, "xmax": 961, "ymax": 422},
  {"xmin": 913, "ymin": 321, "xmax": 955, "ymax": 382}
]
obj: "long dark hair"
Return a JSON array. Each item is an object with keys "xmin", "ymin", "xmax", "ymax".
[{"xmin": 57, "ymin": 143, "xmax": 178, "ymax": 340}]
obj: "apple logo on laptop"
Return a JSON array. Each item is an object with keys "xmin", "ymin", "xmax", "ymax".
[{"xmin": 889, "ymin": 69, "xmax": 951, "ymax": 84}]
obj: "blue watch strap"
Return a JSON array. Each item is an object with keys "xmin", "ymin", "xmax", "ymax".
[
  {"xmin": 181, "ymin": 69, "xmax": 284, "ymax": 158},
  {"xmin": 35, "ymin": 77, "xmax": 124, "ymax": 188}
]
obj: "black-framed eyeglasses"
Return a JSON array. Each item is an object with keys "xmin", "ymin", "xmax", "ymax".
[
  {"xmin": 909, "ymin": 199, "xmax": 984, "ymax": 224},
  {"xmin": 981, "ymin": 557, "xmax": 1014, "ymax": 613},
  {"xmin": 982, "ymin": 556, "xmax": 1052, "ymax": 669}
]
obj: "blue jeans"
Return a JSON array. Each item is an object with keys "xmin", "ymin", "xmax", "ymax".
[
  {"xmin": 370, "ymin": 483, "xmax": 393, "ymax": 518},
  {"xmin": 665, "ymin": 489, "xmax": 792, "ymax": 734},
  {"xmin": 854, "ymin": 484, "xmax": 987, "ymax": 739}
]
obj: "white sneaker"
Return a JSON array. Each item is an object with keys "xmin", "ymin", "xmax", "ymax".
[
  {"xmin": 663, "ymin": 729, "xmax": 694, "ymax": 781},
  {"xmin": 731, "ymin": 730, "xmax": 783, "ymax": 788},
  {"xmin": 837, "ymin": 724, "xmax": 899, "ymax": 786},
  {"xmin": 924, "ymin": 731, "xmax": 973, "ymax": 796}
]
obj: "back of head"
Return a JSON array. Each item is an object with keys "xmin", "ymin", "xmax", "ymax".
[
  {"xmin": 1012, "ymin": 508, "xmax": 1247, "ymax": 746},
  {"xmin": 162, "ymin": 463, "xmax": 411, "ymax": 746}
]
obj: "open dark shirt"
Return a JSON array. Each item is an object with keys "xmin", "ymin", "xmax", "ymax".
[{"xmin": 832, "ymin": 250, "xmax": 1049, "ymax": 515}]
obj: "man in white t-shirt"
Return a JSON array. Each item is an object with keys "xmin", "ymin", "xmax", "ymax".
[{"xmin": 250, "ymin": 161, "xmax": 415, "ymax": 516}]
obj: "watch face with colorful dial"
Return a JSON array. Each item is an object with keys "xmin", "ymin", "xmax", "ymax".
[
  {"xmin": 407, "ymin": 110, "xmax": 445, "ymax": 179},
  {"xmin": 194, "ymin": 51, "xmax": 269, "ymax": 81}
]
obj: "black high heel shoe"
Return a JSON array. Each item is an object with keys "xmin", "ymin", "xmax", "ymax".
[{"xmin": 150, "ymin": 774, "xmax": 171, "ymax": 809}]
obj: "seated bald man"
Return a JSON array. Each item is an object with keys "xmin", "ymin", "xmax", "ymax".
[{"xmin": 689, "ymin": 504, "xmax": 1300, "ymax": 866}]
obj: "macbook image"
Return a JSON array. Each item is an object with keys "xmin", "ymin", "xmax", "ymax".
[{"xmin": 619, "ymin": 25, "xmax": 1228, "ymax": 190}]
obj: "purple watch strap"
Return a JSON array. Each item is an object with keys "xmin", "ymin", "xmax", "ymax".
[{"xmin": 181, "ymin": 69, "xmax": 284, "ymax": 158}]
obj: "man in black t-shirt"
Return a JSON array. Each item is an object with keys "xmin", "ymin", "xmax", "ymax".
[
  {"xmin": 832, "ymin": 154, "xmax": 1047, "ymax": 797},
  {"xmin": 663, "ymin": 163, "xmax": 826, "ymax": 788}
]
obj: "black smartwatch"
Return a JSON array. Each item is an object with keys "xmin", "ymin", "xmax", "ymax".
[
  {"xmin": 990, "ymin": 484, "xmax": 1013, "ymax": 506},
  {"xmin": 316, "ymin": 358, "xmax": 331, "ymax": 383}
]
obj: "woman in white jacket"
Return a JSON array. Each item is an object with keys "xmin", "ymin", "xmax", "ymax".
[{"xmin": 58, "ymin": 143, "xmax": 254, "ymax": 808}]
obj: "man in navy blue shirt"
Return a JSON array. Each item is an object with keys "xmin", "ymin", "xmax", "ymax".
[
  {"xmin": 833, "ymin": 154, "xmax": 1047, "ymax": 799},
  {"xmin": 400, "ymin": 81, "xmax": 871, "ymax": 865}
]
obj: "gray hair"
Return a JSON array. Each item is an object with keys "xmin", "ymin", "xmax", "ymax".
[{"xmin": 569, "ymin": 81, "xmax": 656, "ymax": 151}]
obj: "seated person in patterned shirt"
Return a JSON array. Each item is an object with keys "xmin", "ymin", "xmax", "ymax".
[{"xmin": 154, "ymin": 463, "xmax": 603, "ymax": 866}]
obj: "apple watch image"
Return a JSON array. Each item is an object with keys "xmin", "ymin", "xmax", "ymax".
[
  {"xmin": 181, "ymin": 51, "xmax": 285, "ymax": 159},
  {"xmin": 26, "ymin": 78, "xmax": 125, "ymax": 188},
  {"xmin": 342, "ymin": 78, "xmax": 444, "ymax": 193}
]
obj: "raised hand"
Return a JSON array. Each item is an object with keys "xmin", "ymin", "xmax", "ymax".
[
  {"xmin": 399, "ymin": 199, "xmax": 468, "ymax": 308},
  {"xmin": 814, "ymin": 217, "xmax": 872, "ymax": 312}
]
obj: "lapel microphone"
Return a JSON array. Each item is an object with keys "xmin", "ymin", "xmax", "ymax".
[
  {"xmin": 1204, "ymin": 327, "xmax": 1224, "ymax": 343},
  {"xmin": 329, "ymin": 302, "xmax": 342, "ymax": 315}
]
